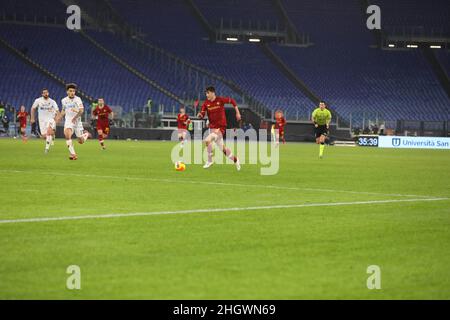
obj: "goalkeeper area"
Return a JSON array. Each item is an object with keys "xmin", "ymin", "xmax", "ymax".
[{"xmin": 0, "ymin": 139, "xmax": 449, "ymax": 299}]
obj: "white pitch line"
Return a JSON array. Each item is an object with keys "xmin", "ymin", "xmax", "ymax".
[
  {"xmin": 0, "ymin": 169, "xmax": 438, "ymax": 199},
  {"xmin": 0, "ymin": 198, "xmax": 447, "ymax": 225}
]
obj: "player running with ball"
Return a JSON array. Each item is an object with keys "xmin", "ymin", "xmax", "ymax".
[
  {"xmin": 197, "ymin": 86, "xmax": 241, "ymax": 171},
  {"xmin": 59, "ymin": 83, "xmax": 91, "ymax": 160},
  {"xmin": 312, "ymin": 101, "xmax": 332, "ymax": 159},
  {"xmin": 30, "ymin": 89, "xmax": 59, "ymax": 153}
]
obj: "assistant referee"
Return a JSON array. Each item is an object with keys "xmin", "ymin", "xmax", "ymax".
[{"xmin": 311, "ymin": 101, "xmax": 332, "ymax": 159}]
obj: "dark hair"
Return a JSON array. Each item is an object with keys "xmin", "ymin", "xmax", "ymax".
[
  {"xmin": 98, "ymin": 97, "xmax": 104, "ymax": 102},
  {"xmin": 66, "ymin": 83, "xmax": 78, "ymax": 91},
  {"xmin": 319, "ymin": 101, "xmax": 326, "ymax": 105},
  {"xmin": 42, "ymin": 88, "xmax": 49, "ymax": 93},
  {"xmin": 179, "ymin": 105, "xmax": 185, "ymax": 109},
  {"xmin": 205, "ymin": 86, "xmax": 215, "ymax": 93}
]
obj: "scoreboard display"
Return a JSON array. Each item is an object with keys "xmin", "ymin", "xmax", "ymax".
[{"xmin": 357, "ymin": 135, "xmax": 379, "ymax": 147}]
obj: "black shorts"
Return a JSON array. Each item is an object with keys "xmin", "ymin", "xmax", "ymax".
[{"xmin": 315, "ymin": 125, "xmax": 328, "ymax": 138}]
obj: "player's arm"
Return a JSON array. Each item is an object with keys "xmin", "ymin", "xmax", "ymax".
[
  {"xmin": 72, "ymin": 104, "xmax": 84, "ymax": 123},
  {"xmin": 311, "ymin": 109, "xmax": 318, "ymax": 127},
  {"xmin": 326, "ymin": 110, "xmax": 332, "ymax": 128},
  {"xmin": 197, "ymin": 101, "xmax": 207, "ymax": 119},
  {"xmin": 53, "ymin": 101, "xmax": 61, "ymax": 123},
  {"xmin": 58, "ymin": 109, "xmax": 65, "ymax": 122},
  {"xmin": 224, "ymin": 97, "xmax": 241, "ymax": 121},
  {"xmin": 30, "ymin": 100, "xmax": 38, "ymax": 123}
]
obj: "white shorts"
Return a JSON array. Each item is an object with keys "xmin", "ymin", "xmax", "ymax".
[
  {"xmin": 39, "ymin": 118, "xmax": 56, "ymax": 135},
  {"xmin": 64, "ymin": 120, "xmax": 84, "ymax": 138}
]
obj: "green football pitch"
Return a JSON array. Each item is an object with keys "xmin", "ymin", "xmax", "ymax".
[{"xmin": 0, "ymin": 138, "xmax": 449, "ymax": 299}]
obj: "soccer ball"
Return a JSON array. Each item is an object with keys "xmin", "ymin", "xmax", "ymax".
[{"xmin": 175, "ymin": 161, "xmax": 186, "ymax": 171}]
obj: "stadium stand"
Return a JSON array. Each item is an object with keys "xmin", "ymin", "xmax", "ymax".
[
  {"xmin": 193, "ymin": 0, "xmax": 283, "ymax": 27},
  {"xmin": 0, "ymin": 24, "xmax": 181, "ymax": 112},
  {"xmin": 272, "ymin": 0, "xmax": 450, "ymax": 122},
  {"xmin": 0, "ymin": 44, "xmax": 65, "ymax": 109},
  {"xmin": 107, "ymin": 0, "xmax": 316, "ymax": 117},
  {"xmin": 373, "ymin": 0, "xmax": 450, "ymax": 37},
  {"xmin": 0, "ymin": 0, "xmax": 448, "ymax": 125},
  {"xmin": 435, "ymin": 50, "xmax": 450, "ymax": 77}
]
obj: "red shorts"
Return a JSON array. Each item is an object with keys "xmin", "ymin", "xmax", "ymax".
[
  {"xmin": 20, "ymin": 122, "xmax": 27, "ymax": 129},
  {"xmin": 97, "ymin": 121, "xmax": 110, "ymax": 134},
  {"xmin": 210, "ymin": 127, "xmax": 226, "ymax": 137}
]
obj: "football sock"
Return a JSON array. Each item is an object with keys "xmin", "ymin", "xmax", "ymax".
[
  {"xmin": 223, "ymin": 147, "xmax": 237, "ymax": 163},
  {"xmin": 319, "ymin": 143, "xmax": 325, "ymax": 157},
  {"xmin": 66, "ymin": 139, "xmax": 75, "ymax": 155},
  {"xmin": 82, "ymin": 132, "xmax": 89, "ymax": 142},
  {"xmin": 46, "ymin": 135, "xmax": 52, "ymax": 150},
  {"xmin": 98, "ymin": 134, "xmax": 104, "ymax": 147},
  {"xmin": 207, "ymin": 143, "xmax": 213, "ymax": 163}
]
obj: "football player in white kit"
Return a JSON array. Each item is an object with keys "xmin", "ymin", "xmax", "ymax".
[
  {"xmin": 30, "ymin": 88, "xmax": 59, "ymax": 153},
  {"xmin": 59, "ymin": 83, "xmax": 91, "ymax": 160}
]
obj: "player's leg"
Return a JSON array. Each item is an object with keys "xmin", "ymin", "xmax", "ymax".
[
  {"xmin": 43, "ymin": 120, "xmax": 55, "ymax": 153},
  {"xmin": 178, "ymin": 130, "xmax": 184, "ymax": 148},
  {"xmin": 97, "ymin": 128, "xmax": 105, "ymax": 149},
  {"xmin": 203, "ymin": 132, "xmax": 217, "ymax": 168},
  {"xmin": 181, "ymin": 130, "xmax": 187, "ymax": 147},
  {"xmin": 64, "ymin": 127, "xmax": 77, "ymax": 160},
  {"xmin": 20, "ymin": 126, "xmax": 27, "ymax": 142},
  {"xmin": 45, "ymin": 126, "xmax": 56, "ymax": 152},
  {"xmin": 319, "ymin": 127, "xmax": 327, "ymax": 159},
  {"xmin": 76, "ymin": 122, "xmax": 91, "ymax": 144},
  {"xmin": 215, "ymin": 129, "xmax": 240, "ymax": 171},
  {"xmin": 281, "ymin": 129, "xmax": 286, "ymax": 144}
]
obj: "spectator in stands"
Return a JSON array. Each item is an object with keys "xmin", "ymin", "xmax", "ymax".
[
  {"xmin": 2, "ymin": 111, "xmax": 10, "ymax": 135},
  {"xmin": 363, "ymin": 126, "xmax": 370, "ymax": 134},
  {"xmin": 372, "ymin": 124, "xmax": 379, "ymax": 134},
  {"xmin": 0, "ymin": 102, "xmax": 5, "ymax": 119},
  {"xmin": 379, "ymin": 123, "xmax": 385, "ymax": 135}
]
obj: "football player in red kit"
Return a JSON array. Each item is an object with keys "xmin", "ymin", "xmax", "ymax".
[
  {"xmin": 177, "ymin": 106, "xmax": 190, "ymax": 149},
  {"xmin": 17, "ymin": 105, "xmax": 29, "ymax": 142},
  {"xmin": 272, "ymin": 110, "xmax": 286, "ymax": 146},
  {"xmin": 92, "ymin": 98, "xmax": 113, "ymax": 150},
  {"xmin": 197, "ymin": 86, "xmax": 241, "ymax": 171}
]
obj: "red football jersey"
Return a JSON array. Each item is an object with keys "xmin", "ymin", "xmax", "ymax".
[
  {"xmin": 93, "ymin": 105, "xmax": 112, "ymax": 123},
  {"xmin": 199, "ymin": 97, "xmax": 236, "ymax": 129},
  {"xmin": 17, "ymin": 111, "xmax": 28, "ymax": 126},
  {"xmin": 177, "ymin": 113, "xmax": 190, "ymax": 129},
  {"xmin": 275, "ymin": 116, "xmax": 286, "ymax": 129}
]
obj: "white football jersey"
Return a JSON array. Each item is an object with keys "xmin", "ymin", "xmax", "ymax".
[
  {"xmin": 61, "ymin": 96, "xmax": 84, "ymax": 122},
  {"xmin": 31, "ymin": 97, "xmax": 59, "ymax": 120}
]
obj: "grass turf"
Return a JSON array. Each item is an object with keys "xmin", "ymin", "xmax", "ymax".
[{"xmin": 0, "ymin": 138, "xmax": 449, "ymax": 299}]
